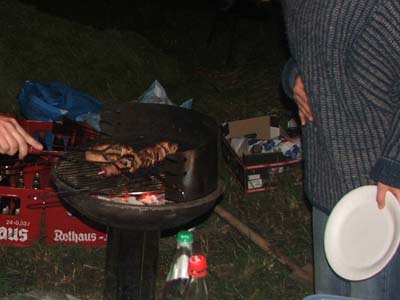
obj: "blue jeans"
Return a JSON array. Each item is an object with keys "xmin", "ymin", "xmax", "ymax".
[{"xmin": 313, "ymin": 207, "xmax": 400, "ymax": 300}]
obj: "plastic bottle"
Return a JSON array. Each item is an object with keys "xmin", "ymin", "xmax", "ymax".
[
  {"xmin": 182, "ymin": 255, "xmax": 208, "ymax": 300},
  {"xmin": 162, "ymin": 230, "xmax": 194, "ymax": 300}
]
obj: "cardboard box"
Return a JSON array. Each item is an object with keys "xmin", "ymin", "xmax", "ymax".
[
  {"xmin": 221, "ymin": 116, "xmax": 302, "ymax": 193},
  {"xmin": 226, "ymin": 115, "xmax": 282, "ymax": 141}
]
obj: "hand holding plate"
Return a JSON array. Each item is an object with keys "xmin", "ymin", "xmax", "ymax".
[{"xmin": 376, "ymin": 182, "xmax": 400, "ymax": 209}]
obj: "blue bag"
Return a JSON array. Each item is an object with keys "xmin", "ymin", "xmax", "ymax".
[{"xmin": 18, "ymin": 80, "xmax": 103, "ymax": 127}]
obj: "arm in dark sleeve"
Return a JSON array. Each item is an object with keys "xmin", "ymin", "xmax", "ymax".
[
  {"xmin": 371, "ymin": 106, "xmax": 400, "ymax": 188},
  {"xmin": 281, "ymin": 57, "xmax": 299, "ymax": 99},
  {"xmin": 370, "ymin": 80, "xmax": 400, "ymax": 187},
  {"xmin": 351, "ymin": 5, "xmax": 400, "ymax": 187}
]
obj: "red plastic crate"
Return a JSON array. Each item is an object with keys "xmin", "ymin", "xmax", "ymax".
[
  {"xmin": 0, "ymin": 163, "xmax": 53, "ymax": 247},
  {"xmin": 0, "ymin": 119, "xmax": 106, "ymax": 247},
  {"xmin": 0, "ymin": 188, "xmax": 43, "ymax": 247},
  {"xmin": 20, "ymin": 119, "xmax": 98, "ymax": 153},
  {"xmin": 45, "ymin": 202, "xmax": 107, "ymax": 247}
]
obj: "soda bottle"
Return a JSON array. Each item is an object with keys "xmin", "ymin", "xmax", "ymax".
[
  {"xmin": 182, "ymin": 255, "xmax": 208, "ymax": 300},
  {"xmin": 162, "ymin": 230, "xmax": 194, "ymax": 300}
]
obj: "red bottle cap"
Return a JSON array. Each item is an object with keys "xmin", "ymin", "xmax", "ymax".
[{"xmin": 188, "ymin": 255, "xmax": 207, "ymax": 278}]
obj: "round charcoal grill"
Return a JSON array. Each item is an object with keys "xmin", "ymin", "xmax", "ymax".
[{"xmin": 51, "ymin": 103, "xmax": 224, "ymax": 300}]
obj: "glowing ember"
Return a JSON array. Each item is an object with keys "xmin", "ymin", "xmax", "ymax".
[{"xmin": 94, "ymin": 192, "xmax": 168, "ymax": 206}]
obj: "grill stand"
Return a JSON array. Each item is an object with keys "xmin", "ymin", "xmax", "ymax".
[
  {"xmin": 51, "ymin": 175, "xmax": 224, "ymax": 300},
  {"xmin": 104, "ymin": 229, "xmax": 160, "ymax": 300}
]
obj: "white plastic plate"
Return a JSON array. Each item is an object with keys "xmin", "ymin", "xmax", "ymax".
[{"xmin": 324, "ymin": 185, "xmax": 400, "ymax": 281}]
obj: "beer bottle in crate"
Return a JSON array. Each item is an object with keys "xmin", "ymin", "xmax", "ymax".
[
  {"xmin": 182, "ymin": 255, "xmax": 208, "ymax": 300},
  {"xmin": 13, "ymin": 170, "xmax": 25, "ymax": 215},
  {"xmin": 162, "ymin": 231, "xmax": 193, "ymax": 300},
  {"xmin": 17, "ymin": 170, "xmax": 24, "ymax": 188},
  {"xmin": 32, "ymin": 172, "xmax": 41, "ymax": 190},
  {"xmin": 0, "ymin": 170, "xmax": 10, "ymax": 214},
  {"xmin": 1, "ymin": 204, "xmax": 10, "ymax": 215}
]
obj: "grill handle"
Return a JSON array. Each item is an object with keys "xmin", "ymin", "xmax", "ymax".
[{"xmin": 26, "ymin": 200, "xmax": 63, "ymax": 209}]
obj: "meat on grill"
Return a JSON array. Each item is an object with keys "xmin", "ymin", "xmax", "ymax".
[{"xmin": 85, "ymin": 142, "xmax": 179, "ymax": 176}]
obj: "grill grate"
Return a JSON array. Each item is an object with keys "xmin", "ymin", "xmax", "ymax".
[{"xmin": 54, "ymin": 151, "xmax": 166, "ymax": 194}]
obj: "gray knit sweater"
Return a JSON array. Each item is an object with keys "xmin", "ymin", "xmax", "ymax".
[{"xmin": 281, "ymin": 0, "xmax": 400, "ymax": 213}]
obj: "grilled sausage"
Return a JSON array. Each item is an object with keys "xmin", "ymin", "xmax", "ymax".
[{"xmin": 86, "ymin": 141, "xmax": 179, "ymax": 176}]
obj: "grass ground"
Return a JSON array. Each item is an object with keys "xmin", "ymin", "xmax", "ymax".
[{"xmin": 0, "ymin": 1, "xmax": 312, "ymax": 299}]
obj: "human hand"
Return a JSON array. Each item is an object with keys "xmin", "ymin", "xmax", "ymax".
[
  {"xmin": 376, "ymin": 182, "xmax": 400, "ymax": 209},
  {"xmin": 293, "ymin": 75, "xmax": 313, "ymax": 125},
  {"xmin": 0, "ymin": 115, "xmax": 43, "ymax": 159}
]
